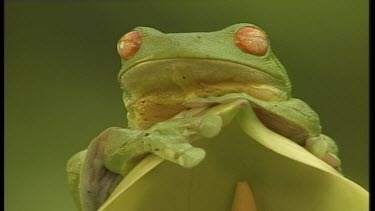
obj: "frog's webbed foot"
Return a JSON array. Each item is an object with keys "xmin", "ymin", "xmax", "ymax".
[
  {"xmin": 102, "ymin": 114, "xmax": 223, "ymax": 176},
  {"xmin": 143, "ymin": 114, "xmax": 223, "ymax": 168},
  {"xmin": 305, "ymin": 134, "xmax": 342, "ymax": 172}
]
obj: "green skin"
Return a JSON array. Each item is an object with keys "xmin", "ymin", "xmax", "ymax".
[{"xmin": 66, "ymin": 23, "xmax": 340, "ymax": 211}]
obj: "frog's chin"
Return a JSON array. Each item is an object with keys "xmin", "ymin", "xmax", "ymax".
[{"xmin": 120, "ymin": 58, "xmax": 289, "ymax": 129}]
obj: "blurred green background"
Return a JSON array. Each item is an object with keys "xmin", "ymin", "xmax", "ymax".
[{"xmin": 5, "ymin": 1, "xmax": 368, "ymax": 210}]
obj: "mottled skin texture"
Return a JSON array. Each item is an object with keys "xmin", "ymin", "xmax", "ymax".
[{"xmin": 66, "ymin": 23, "xmax": 341, "ymax": 211}]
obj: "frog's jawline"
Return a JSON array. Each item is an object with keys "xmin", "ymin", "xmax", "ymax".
[
  {"xmin": 120, "ymin": 58, "xmax": 289, "ymax": 129},
  {"xmin": 121, "ymin": 58, "xmax": 289, "ymax": 99}
]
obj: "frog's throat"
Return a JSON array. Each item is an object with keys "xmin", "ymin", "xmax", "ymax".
[{"xmin": 119, "ymin": 59, "xmax": 291, "ymax": 129}]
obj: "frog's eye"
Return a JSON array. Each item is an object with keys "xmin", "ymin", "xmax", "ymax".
[
  {"xmin": 117, "ymin": 31, "xmax": 142, "ymax": 60},
  {"xmin": 235, "ymin": 26, "xmax": 269, "ymax": 56}
]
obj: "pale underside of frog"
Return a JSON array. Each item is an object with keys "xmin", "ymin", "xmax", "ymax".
[{"xmin": 66, "ymin": 23, "xmax": 341, "ymax": 211}]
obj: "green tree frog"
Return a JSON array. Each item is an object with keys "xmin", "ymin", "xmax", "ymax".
[{"xmin": 66, "ymin": 23, "xmax": 341, "ymax": 211}]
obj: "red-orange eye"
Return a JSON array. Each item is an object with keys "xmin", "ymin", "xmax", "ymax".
[
  {"xmin": 117, "ymin": 31, "xmax": 142, "ymax": 59},
  {"xmin": 235, "ymin": 26, "xmax": 269, "ymax": 56}
]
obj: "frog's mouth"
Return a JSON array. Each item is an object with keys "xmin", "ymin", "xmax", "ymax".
[{"xmin": 120, "ymin": 58, "xmax": 290, "ymax": 129}]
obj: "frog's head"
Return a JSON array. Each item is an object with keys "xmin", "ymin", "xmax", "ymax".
[{"xmin": 117, "ymin": 23, "xmax": 292, "ymax": 129}]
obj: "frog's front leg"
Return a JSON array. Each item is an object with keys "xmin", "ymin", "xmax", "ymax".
[
  {"xmin": 103, "ymin": 113, "xmax": 223, "ymax": 175},
  {"xmin": 67, "ymin": 114, "xmax": 223, "ymax": 211},
  {"xmin": 185, "ymin": 93, "xmax": 343, "ymax": 172}
]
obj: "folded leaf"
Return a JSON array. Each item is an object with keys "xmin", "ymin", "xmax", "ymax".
[{"xmin": 100, "ymin": 105, "xmax": 368, "ymax": 211}]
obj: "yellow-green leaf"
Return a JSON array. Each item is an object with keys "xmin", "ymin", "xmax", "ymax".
[{"xmin": 100, "ymin": 107, "xmax": 368, "ymax": 211}]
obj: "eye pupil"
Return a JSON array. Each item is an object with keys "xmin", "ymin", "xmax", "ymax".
[
  {"xmin": 235, "ymin": 26, "xmax": 269, "ymax": 56},
  {"xmin": 117, "ymin": 31, "xmax": 142, "ymax": 59}
]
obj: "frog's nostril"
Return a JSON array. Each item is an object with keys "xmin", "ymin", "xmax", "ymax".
[
  {"xmin": 117, "ymin": 31, "xmax": 142, "ymax": 60},
  {"xmin": 235, "ymin": 26, "xmax": 269, "ymax": 56}
]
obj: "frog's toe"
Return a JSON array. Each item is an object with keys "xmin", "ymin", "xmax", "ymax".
[
  {"xmin": 153, "ymin": 142, "xmax": 206, "ymax": 168},
  {"xmin": 176, "ymin": 147, "xmax": 206, "ymax": 168},
  {"xmin": 198, "ymin": 114, "xmax": 223, "ymax": 138},
  {"xmin": 306, "ymin": 135, "xmax": 341, "ymax": 171},
  {"xmin": 322, "ymin": 153, "xmax": 341, "ymax": 169},
  {"xmin": 306, "ymin": 136, "xmax": 328, "ymax": 158}
]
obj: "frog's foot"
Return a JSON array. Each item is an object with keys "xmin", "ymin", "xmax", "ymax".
[
  {"xmin": 103, "ymin": 114, "xmax": 223, "ymax": 176},
  {"xmin": 146, "ymin": 114, "xmax": 223, "ymax": 168},
  {"xmin": 148, "ymin": 100, "xmax": 254, "ymax": 168},
  {"xmin": 305, "ymin": 134, "xmax": 341, "ymax": 171}
]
